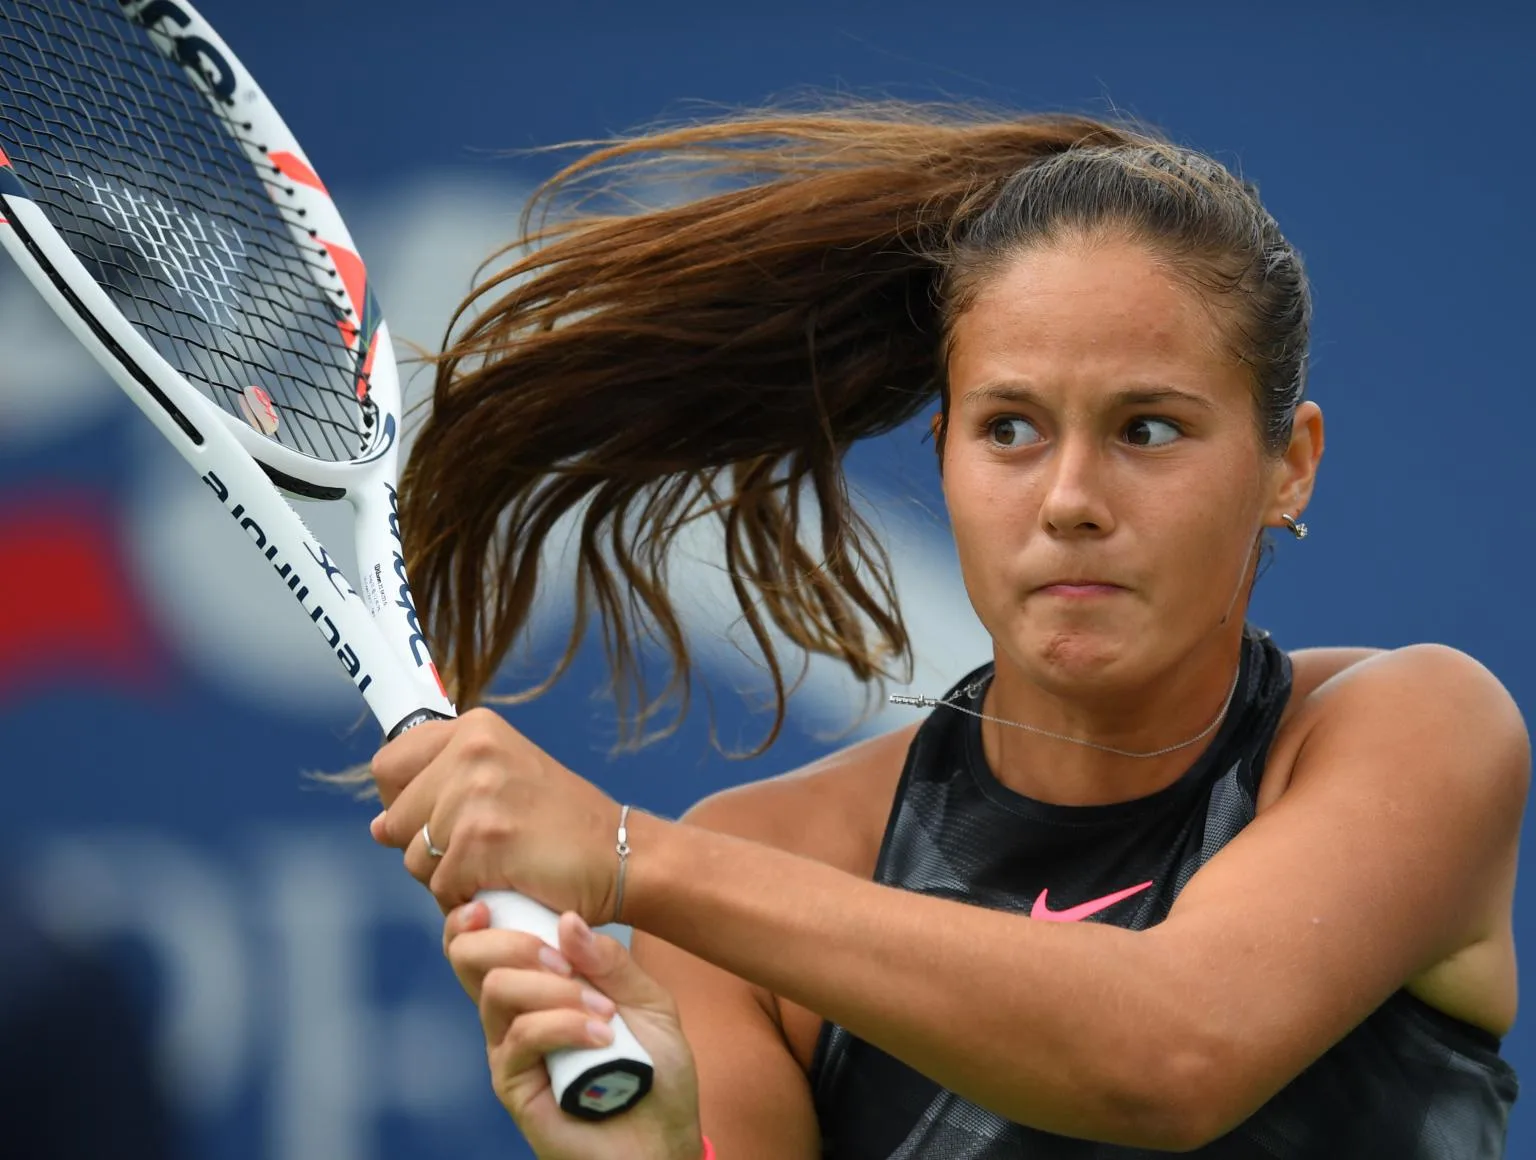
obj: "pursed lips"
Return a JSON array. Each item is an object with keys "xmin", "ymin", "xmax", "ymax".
[{"xmin": 1032, "ymin": 578, "xmax": 1128, "ymax": 597}]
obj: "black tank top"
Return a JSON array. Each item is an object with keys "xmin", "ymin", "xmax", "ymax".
[{"xmin": 810, "ymin": 627, "xmax": 1518, "ymax": 1158}]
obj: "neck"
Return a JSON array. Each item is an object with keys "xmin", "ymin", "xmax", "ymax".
[{"xmin": 978, "ymin": 627, "xmax": 1247, "ymax": 806}]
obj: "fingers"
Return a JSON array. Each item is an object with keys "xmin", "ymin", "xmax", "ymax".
[
  {"xmin": 444, "ymin": 914, "xmax": 615, "ymax": 1055},
  {"xmin": 445, "ymin": 923, "xmax": 571, "ymax": 1003},
  {"xmin": 372, "ymin": 708, "xmax": 525, "ymax": 852},
  {"xmin": 555, "ymin": 912, "xmax": 677, "ymax": 1017},
  {"xmin": 442, "ymin": 899, "xmax": 490, "ymax": 958},
  {"xmin": 401, "ymin": 813, "xmax": 451, "ymax": 890},
  {"xmin": 371, "ymin": 709, "xmax": 619, "ymax": 922},
  {"xmin": 369, "ymin": 731, "xmax": 459, "ymax": 859},
  {"xmin": 490, "ymin": 1006, "xmax": 620, "ymax": 1098},
  {"xmin": 416, "ymin": 794, "xmax": 531, "ymax": 911},
  {"xmin": 480, "ymin": 964, "xmax": 617, "ymax": 1051},
  {"xmin": 369, "ymin": 717, "xmax": 458, "ymax": 807},
  {"xmin": 443, "ymin": 914, "xmax": 641, "ymax": 1047}
]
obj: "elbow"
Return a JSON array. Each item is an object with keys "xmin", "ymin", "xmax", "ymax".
[
  {"xmin": 1153, "ymin": 1106, "xmax": 1246, "ymax": 1154},
  {"xmin": 1102, "ymin": 1022, "xmax": 1252, "ymax": 1151},
  {"xmin": 1104, "ymin": 1059, "xmax": 1215, "ymax": 1151},
  {"xmin": 1142, "ymin": 1102, "xmax": 1235, "ymax": 1154},
  {"xmin": 1087, "ymin": 940, "xmax": 1264, "ymax": 1151}
]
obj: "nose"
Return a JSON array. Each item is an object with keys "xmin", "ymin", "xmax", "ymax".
[{"xmin": 1038, "ymin": 435, "xmax": 1115, "ymax": 538}]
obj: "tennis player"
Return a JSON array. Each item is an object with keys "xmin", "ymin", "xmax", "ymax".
[{"xmin": 370, "ymin": 110, "xmax": 1526, "ymax": 1158}]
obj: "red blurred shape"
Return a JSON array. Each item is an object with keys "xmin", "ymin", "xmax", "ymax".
[
  {"xmin": 268, "ymin": 149, "xmax": 328, "ymax": 194},
  {"xmin": 0, "ymin": 495, "xmax": 163, "ymax": 699},
  {"xmin": 322, "ymin": 241, "xmax": 368, "ymax": 326}
]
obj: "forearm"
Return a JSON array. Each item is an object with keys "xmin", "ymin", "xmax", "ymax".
[{"xmin": 626, "ymin": 812, "xmax": 1209, "ymax": 1148}]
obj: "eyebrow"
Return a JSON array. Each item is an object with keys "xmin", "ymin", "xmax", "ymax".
[{"xmin": 958, "ymin": 382, "xmax": 1218, "ymax": 412}]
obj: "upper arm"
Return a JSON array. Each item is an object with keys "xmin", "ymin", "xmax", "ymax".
[
  {"xmin": 1151, "ymin": 643, "xmax": 1529, "ymax": 1139},
  {"xmin": 630, "ymin": 792, "xmax": 823, "ymax": 1160}
]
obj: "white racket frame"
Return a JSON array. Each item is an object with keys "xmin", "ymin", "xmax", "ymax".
[{"xmin": 0, "ymin": 0, "xmax": 653, "ymax": 1119}]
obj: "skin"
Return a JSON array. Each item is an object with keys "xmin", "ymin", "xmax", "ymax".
[{"xmin": 370, "ymin": 236, "xmax": 1528, "ymax": 1159}]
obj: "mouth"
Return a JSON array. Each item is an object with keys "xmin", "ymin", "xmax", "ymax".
[{"xmin": 1032, "ymin": 579, "xmax": 1128, "ymax": 598}]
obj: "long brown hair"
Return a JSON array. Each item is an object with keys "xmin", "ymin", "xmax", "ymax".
[{"xmin": 400, "ymin": 104, "xmax": 1307, "ymax": 753}]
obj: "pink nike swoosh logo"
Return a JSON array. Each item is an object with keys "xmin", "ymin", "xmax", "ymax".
[{"xmin": 1030, "ymin": 881, "xmax": 1154, "ymax": 923}]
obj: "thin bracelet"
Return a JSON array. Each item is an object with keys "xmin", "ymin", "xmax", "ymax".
[{"xmin": 612, "ymin": 803, "xmax": 632, "ymax": 924}]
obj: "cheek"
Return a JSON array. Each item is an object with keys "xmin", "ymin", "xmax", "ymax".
[
  {"xmin": 942, "ymin": 455, "xmax": 1038, "ymax": 597},
  {"xmin": 945, "ymin": 456, "xmax": 1017, "ymax": 540},
  {"xmin": 1140, "ymin": 464, "xmax": 1264, "ymax": 599}
]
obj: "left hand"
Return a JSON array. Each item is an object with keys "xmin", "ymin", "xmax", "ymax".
[
  {"xmin": 369, "ymin": 707, "xmax": 625, "ymax": 923},
  {"xmin": 444, "ymin": 904, "xmax": 704, "ymax": 1160}
]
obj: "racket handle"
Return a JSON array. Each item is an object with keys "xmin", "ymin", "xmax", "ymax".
[
  {"xmin": 478, "ymin": 889, "xmax": 656, "ymax": 1119},
  {"xmin": 383, "ymin": 712, "xmax": 653, "ymax": 1115}
]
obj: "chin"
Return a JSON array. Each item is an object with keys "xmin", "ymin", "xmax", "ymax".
[{"xmin": 1006, "ymin": 621, "xmax": 1137, "ymax": 691}]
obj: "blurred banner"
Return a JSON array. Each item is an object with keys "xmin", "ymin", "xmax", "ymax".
[{"xmin": 1, "ymin": 2, "xmax": 1531, "ymax": 1157}]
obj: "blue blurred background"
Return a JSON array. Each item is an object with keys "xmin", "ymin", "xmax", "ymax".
[{"xmin": 1, "ymin": 0, "xmax": 1531, "ymax": 1156}]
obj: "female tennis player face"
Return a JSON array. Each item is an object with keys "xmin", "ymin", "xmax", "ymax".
[{"xmin": 942, "ymin": 233, "xmax": 1322, "ymax": 698}]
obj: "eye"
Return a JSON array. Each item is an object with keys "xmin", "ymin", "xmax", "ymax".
[
  {"xmin": 1124, "ymin": 417, "xmax": 1182, "ymax": 447},
  {"xmin": 987, "ymin": 416, "xmax": 1041, "ymax": 448}
]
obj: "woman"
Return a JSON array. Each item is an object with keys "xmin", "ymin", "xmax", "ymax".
[{"xmin": 369, "ymin": 109, "xmax": 1526, "ymax": 1158}]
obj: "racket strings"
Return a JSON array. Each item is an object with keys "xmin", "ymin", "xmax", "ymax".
[{"xmin": 1, "ymin": 1, "xmax": 375, "ymax": 463}]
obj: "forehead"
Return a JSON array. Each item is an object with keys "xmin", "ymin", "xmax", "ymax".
[{"xmin": 947, "ymin": 236, "xmax": 1246, "ymax": 403}]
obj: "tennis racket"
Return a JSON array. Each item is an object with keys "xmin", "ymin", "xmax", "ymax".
[{"xmin": 0, "ymin": 0, "xmax": 653, "ymax": 1120}]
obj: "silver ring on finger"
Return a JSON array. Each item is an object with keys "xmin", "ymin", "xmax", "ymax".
[{"xmin": 422, "ymin": 821, "xmax": 446, "ymax": 859}]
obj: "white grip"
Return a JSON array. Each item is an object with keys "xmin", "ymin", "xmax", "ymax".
[{"xmin": 478, "ymin": 890, "xmax": 655, "ymax": 1118}]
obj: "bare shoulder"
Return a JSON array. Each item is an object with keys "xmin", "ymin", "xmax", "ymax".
[
  {"xmin": 1269, "ymin": 642, "xmax": 1529, "ymax": 806},
  {"xmin": 1287, "ymin": 642, "xmax": 1527, "ymax": 756},
  {"xmin": 681, "ymin": 721, "xmax": 920, "ymax": 877},
  {"xmin": 1285, "ymin": 643, "xmax": 1387, "ymax": 696}
]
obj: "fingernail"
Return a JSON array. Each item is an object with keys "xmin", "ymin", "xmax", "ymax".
[
  {"xmin": 581, "ymin": 987, "xmax": 616, "ymax": 1019},
  {"xmin": 455, "ymin": 902, "xmax": 484, "ymax": 928},
  {"xmin": 586, "ymin": 1019, "xmax": 615, "ymax": 1045},
  {"xmin": 571, "ymin": 915, "xmax": 595, "ymax": 948},
  {"xmin": 369, "ymin": 811, "xmax": 387, "ymax": 841},
  {"xmin": 538, "ymin": 946, "xmax": 573, "ymax": 976}
]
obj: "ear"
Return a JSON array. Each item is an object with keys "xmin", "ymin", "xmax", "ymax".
[
  {"xmin": 930, "ymin": 411, "xmax": 948, "ymax": 473},
  {"xmin": 1263, "ymin": 401, "xmax": 1324, "ymax": 529}
]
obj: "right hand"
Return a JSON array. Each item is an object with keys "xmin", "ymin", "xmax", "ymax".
[{"xmin": 444, "ymin": 902, "xmax": 705, "ymax": 1160}]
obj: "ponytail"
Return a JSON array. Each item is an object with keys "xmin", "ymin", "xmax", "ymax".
[{"xmin": 401, "ymin": 107, "xmax": 1136, "ymax": 751}]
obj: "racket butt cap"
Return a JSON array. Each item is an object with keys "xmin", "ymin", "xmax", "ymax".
[{"xmin": 558, "ymin": 1059, "xmax": 655, "ymax": 1120}]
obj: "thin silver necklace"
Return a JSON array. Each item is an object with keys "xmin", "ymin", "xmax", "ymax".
[{"xmin": 889, "ymin": 662, "xmax": 1242, "ymax": 760}]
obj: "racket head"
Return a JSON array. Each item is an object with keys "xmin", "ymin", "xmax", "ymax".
[
  {"xmin": 0, "ymin": 0, "xmax": 446, "ymax": 719},
  {"xmin": 0, "ymin": 0, "xmax": 403, "ymax": 495}
]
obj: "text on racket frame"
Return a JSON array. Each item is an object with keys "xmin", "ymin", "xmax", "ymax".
[{"xmin": 201, "ymin": 468, "xmax": 374, "ymax": 693}]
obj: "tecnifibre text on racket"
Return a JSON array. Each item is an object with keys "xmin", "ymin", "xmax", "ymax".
[{"xmin": 0, "ymin": 0, "xmax": 653, "ymax": 1119}]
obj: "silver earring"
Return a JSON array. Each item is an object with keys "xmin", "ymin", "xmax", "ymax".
[{"xmin": 1281, "ymin": 513, "xmax": 1308, "ymax": 540}]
